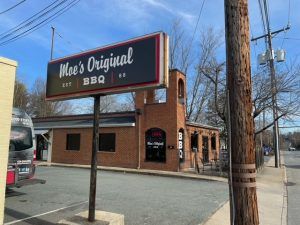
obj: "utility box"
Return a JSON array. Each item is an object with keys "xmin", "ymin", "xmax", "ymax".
[
  {"xmin": 258, "ymin": 53, "xmax": 267, "ymax": 65},
  {"xmin": 276, "ymin": 49, "xmax": 286, "ymax": 62}
]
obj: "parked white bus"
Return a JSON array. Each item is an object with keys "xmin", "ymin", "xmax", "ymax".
[{"xmin": 6, "ymin": 108, "xmax": 45, "ymax": 188}]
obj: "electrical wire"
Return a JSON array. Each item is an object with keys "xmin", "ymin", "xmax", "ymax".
[
  {"xmin": 0, "ymin": 0, "xmax": 68, "ymax": 41},
  {"xmin": 54, "ymin": 28, "xmax": 84, "ymax": 52},
  {"xmin": 263, "ymin": 0, "xmax": 271, "ymax": 32},
  {"xmin": 186, "ymin": 0, "xmax": 206, "ymax": 59},
  {"xmin": 226, "ymin": 89, "xmax": 235, "ymax": 225},
  {"xmin": 281, "ymin": 0, "xmax": 291, "ymax": 48},
  {"xmin": 257, "ymin": 0, "xmax": 268, "ymax": 50},
  {"xmin": 276, "ymin": 37, "xmax": 300, "ymax": 41},
  {"xmin": 0, "ymin": 0, "xmax": 26, "ymax": 15},
  {"xmin": 250, "ymin": 27, "xmax": 258, "ymax": 68},
  {"xmin": 258, "ymin": 0, "xmax": 267, "ymax": 34},
  {"xmin": 0, "ymin": 0, "xmax": 61, "ymax": 37},
  {"xmin": 0, "ymin": 0, "xmax": 81, "ymax": 46},
  {"xmin": 288, "ymin": 0, "xmax": 291, "ymax": 25}
]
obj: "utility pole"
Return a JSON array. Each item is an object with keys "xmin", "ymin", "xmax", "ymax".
[
  {"xmin": 251, "ymin": 24, "xmax": 290, "ymax": 169},
  {"xmin": 224, "ymin": 0, "xmax": 259, "ymax": 224},
  {"xmin": 50, "ymin": 26, "xmax": 55, "ymax": 60},
  {"xmin": 266, "ymin": 29, "xmax": 280, "ymax": 168}
]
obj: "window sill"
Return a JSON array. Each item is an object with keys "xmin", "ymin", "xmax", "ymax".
[
  {"xmin": 98, "ymin": 151, "xmax": 116, "ymax": 153},
  {"xmin": 144, "ymin": 160, "xmax": 166, "ymax": 164}
]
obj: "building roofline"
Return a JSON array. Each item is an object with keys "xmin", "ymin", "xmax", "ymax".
[
  {"xmin": 34, "ymin": 123, "xmax": 136, "ymax": 130},
  {"xmin": 169, "ymin": 68, "xmax": 186, "ymax": 76},
  {"xmin": 186, "ymin": 121, "xmax": 220, "ymax": 131},
  {"xmin": 33, "ymin": 111, "xmax": 136, "ymax": 122}
]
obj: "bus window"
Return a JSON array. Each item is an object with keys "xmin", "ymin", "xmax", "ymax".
[{"xmin": 10, "ymin": 126, "xmax": 33, "ymax": 151}]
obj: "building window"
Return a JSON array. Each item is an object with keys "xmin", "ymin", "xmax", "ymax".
[
  {"xmin": 211, "ymin": 136, "xmax": 216, "ymax": 150},
  {"xmin": 145, "ymin": 128, "xmax": 166, "ymax": 162},
  {"xmin": 191, "ymin": 131, "xmax": 198, "ymax": 152},
  {"xmin": 155, "ymin": 88, "xmax": 166, "ymax": 103},
  {"xmin": 66, "ymin": 134, "xmax": 80, "ymax": 151},
  {"xmin": 202, "ymin": 136, "xmax": 209, "ymax": 162},
  {"xmin": 178, "ymin": 79, "xmax": 185, "ymax": 101},
  {"xmin": 99, "ymin": 133, "xmax": 116, "ymax": 152}
]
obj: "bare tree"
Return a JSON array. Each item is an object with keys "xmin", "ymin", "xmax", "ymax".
[
  {"xmin": 169, "ymin": 19, "xmax": 193, "ymax": 75},
  {"xmin": 13, "ymin": 77, "xmax": 29, "ymax": 111},
  {"xmin": 252, "ymin": 62, "xmax": 300, "ymax": 137},
  {"xmin": 187, "ymin": 27, "xmax": 225, "ymax": 123},
  {"xmin": 203, "ymin": 54, "xmax": 300, "ymax": 139},
  {"xmin": 28, "ymin": 77, "xmax": 73, "ymax": 117}
]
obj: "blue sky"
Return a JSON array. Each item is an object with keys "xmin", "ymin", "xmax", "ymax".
[{"xmin": 0, "ymin": 0, "xmax": 299, "ymax": 131}]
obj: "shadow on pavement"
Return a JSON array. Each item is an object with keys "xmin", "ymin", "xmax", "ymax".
[
  {"xmin": 5, "ymin": 188, "xmax": 26, "ymax": 198},
  {"xmin": 5, "ymin": 207, "xmax": 56, "ymax": 225},
  {"xmin": 285, "ymin": 165, "xmax": 300, "ymax": 169}
]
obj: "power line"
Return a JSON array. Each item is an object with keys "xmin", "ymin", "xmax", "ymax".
[
  {"xmin": 186, "ymin": 0, "xmax": 206, "ymax": 57},
  {"xmin": 279, "ymin": 126, "xmax": 300, "ymax": 128},
  {"xmin": 275, "ymin": 37, "xmax": 300, "ymax": 41},
  {"xmin": 0, "ymin": 0, "xmax": 26, "ymax": 15},
  {"xmin": 281, "ymin": 0, "xmax": 292, "ymax": 48},
  {"xmin": 258, "ymin": 0, "xmax": 267, "ymax": 34},
  {"xmin": 0, "ymin": 0, "xmax": 61, "ymax": 37},
  {"xmin": 54, "ymin": 28, "xmax": 84, "ymax": 52},
  {"xmin": 0, "ymin": 0, "xmax": 68, "ymax": 40},
  {"xmin": 0, "ymin": 0, "xmax": 81, "ymax": 46}
]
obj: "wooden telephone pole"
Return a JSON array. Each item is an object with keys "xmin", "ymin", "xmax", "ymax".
[{"xmin": 224, "ymin": 0, "xmax": 259, "ymax": 224}]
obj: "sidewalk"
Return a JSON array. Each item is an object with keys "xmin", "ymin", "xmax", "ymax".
[
  {"xmin": 202, "ymin": 155, "xmax": 287, "ymax": 225},
  {"xmin": 36, "ymin": 161, "xmax": 227, "ymax": 183}
]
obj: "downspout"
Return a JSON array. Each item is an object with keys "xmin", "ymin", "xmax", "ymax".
[{"xmin": 136, "ymin": 109, "xmax": 141, "ymax": 169}]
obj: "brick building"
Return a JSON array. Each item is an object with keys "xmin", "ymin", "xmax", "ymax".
[{"xmin": 33, "ymin": 69, "xmax": 220, "ymax": 172}]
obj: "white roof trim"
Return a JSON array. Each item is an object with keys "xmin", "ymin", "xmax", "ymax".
[
  {"xmin": 186, "ymin": 122, "xmax": 220, "ymax": 130},
  {"xmin": 34, "ymin": 129, "xmax": 49, "ymax": 135}
]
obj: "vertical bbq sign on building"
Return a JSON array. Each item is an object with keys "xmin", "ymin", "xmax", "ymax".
[{"xmin": 46, "ymin": 32, "xmax": 169, "ymax": 100}]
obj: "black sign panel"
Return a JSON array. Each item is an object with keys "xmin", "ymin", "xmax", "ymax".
[{"xmin": 46, "ymin": 32, "xmax": 168, "ymax": 100}]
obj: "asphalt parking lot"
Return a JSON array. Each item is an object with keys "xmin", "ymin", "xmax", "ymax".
[{"xmin": 4, "ymin": 166, "xmax": 228, "ymax": 225}]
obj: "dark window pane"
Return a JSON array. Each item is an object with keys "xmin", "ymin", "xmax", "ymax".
[
  {"xmin": 211, "ymin": 136, "xmax": 216, "ymax": 150},
  {"xmin": 99, "ymin": 133, "xmax": 115, "ymax": 152},
  {"xmin": 66, "ymin": 134, "xmax": 80, "ymax": 151}
]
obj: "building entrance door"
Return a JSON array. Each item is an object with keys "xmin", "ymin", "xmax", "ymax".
[
  {"xmin": 202, "ymin": 136, "xmax": 209, "ymax": 162},
  {"xmin": 36, "ymin": 134, "xmax": 48, "ymax": 161}
]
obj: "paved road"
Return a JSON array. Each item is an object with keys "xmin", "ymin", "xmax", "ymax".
[
  {"xmin": 4, "ymin": 166, "xmax": 228, "ymax": 225},
  {"xmin": 284, "ymin": 150, "xmax": 300, "ymax": 225}
]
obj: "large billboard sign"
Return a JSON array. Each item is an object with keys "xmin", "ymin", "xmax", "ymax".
[{"xmin": 46, "ymin": 32, "xmax": 169, "ymax": 100}]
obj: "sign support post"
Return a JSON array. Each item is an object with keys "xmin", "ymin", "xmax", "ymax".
[
  {"xmin": 88, "ymin": 95, "xmax": 100, "ymax": 222},
  {"xmin": 46, "ymin": 32, "xmax": 169, "ymax": 223}
]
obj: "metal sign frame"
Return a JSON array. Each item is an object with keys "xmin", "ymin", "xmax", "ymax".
[{"xmin": 46, "ymin": 32, "xmax": 168, "ymax": 101}]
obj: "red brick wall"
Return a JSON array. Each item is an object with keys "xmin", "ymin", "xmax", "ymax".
[
  {"xmin": 50, "ymin": 70, "xmax": 220, "ymax": 172},
  {"xmin": 51, "ymin": 126, "xmax": 137, "ymax": 168},
  {"xmin": 182, "ymin": 125, "xmax": 220, "ymax": 170}
]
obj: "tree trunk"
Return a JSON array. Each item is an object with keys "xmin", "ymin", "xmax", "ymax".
[{"xmin": 224, "ymin": 0, "xmax": 259, "ymax": 224}]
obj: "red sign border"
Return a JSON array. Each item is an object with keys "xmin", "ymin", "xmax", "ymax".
[{"xmin": 46, "ymin": 32, "xmax": 167, "ymax": 101}]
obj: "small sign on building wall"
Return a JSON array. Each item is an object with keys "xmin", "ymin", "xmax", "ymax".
[{"xmin": 46, "ymin": 32, "xmax": 169, "ymax": 100}]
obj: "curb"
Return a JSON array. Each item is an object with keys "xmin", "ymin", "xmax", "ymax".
[
  {"xmin": 199, "ymin": 200, "xmax": 229, "ymax": 225},
  {"xmin": 36, "ymin": 162, "xmax": 228, "ymax": 183},
  {"xmin": 281, "ymin": 153, "xmax": 288, "ymax": 225}
]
